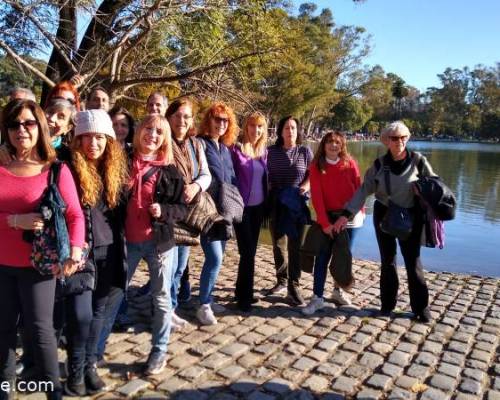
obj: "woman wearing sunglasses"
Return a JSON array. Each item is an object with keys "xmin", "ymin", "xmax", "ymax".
[
  {"xmin": 333, "ymin": 121, "xmax": 437, "ymax": 323},
  {"xmin": 196, "ymin": 102, "xmax": 238, "ymax": 325},
  {"xmin": 0, "ymin": 100, "xmax": 85, "ymax": 399}
]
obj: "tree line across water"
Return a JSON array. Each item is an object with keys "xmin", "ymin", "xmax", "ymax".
[{"xmin": 0, "ymin": 1, "xmax": 499, "ymax": 139}]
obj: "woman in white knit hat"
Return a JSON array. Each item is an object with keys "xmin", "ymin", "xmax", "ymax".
[{"xmin": 62, "ymin": 109, "xmax": 128, "ymax": 396}]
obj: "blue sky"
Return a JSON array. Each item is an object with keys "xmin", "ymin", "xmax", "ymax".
[{"xmin": 308, "ymin": 0, "xmax": 500, "ymax": 92}]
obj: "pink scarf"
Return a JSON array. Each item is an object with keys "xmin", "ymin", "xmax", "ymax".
[{"xmin": 128, "ymin": 154, "xmax": 165, "ymax": 209}]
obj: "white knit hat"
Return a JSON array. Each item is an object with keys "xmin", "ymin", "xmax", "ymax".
[{"xmin": 74, "ymin": 109, "xmax": 115, "ymax": 139}]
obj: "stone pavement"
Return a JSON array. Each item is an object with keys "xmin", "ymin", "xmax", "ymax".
[{"xmin": 23, "ymin": 241, "xmax": 499, "ymax": 399}]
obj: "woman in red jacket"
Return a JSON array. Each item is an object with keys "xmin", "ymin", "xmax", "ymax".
[{"xmin": 303, "ymin": 130, "xmax": 364, "ymax": 315}]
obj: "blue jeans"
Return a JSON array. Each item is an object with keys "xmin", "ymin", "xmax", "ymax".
[
  {"xmin": 312, "ymin": 228, "xmax": 360, "ymax": 298},
  {"xmin": 127, "ymin": 240, "xmax": 174, "ymax": 354},
  {"xmin": 199, "ymin": 236, "xmax": 226, "ymax": 305},
  {"xmin": 96, "ymin": 286, "xmax": 124, "ymax": 360},
  {"xmin": 170, "ymin": 246, "xmax": 191, "ymax": 310}
]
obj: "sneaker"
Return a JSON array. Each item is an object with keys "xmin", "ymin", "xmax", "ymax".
[
  {"xmin": 414, "ymin": 309, "xmax": 432, "ymax": 324},
  {"xmin": 265, "ymin": 283, "xmax": 287, "ymax": 296},
  {"xmin": 144, "ymin": 351, "xmax": 167, "ymax": 376},
  {"xmin": 302, "ymin": 295, "xmax": 325, "ymax": 315},
  {"xmin": 331, "ymin": 288, "xmax": 351, "ymax": 306},
  {"xmin": 172, "ymin": 312, "xmax": 189, "ymax": 327},
  {"xmin": 286, "ymin": 285, "xmax": 305, "ymax": 306},
  {"xmin": 84, "ymin": 364, "xmax": 105, "ymax": 394},
  {"xmin": 170, "ymin": 320, "xmax": 182, "ymax": 333},
  {"xmin": 210, "ymin": 302, "xmax": 227, "ymax": 313},
  {"xmin": 196, "ymin": 304, "xmax": 217, "ymax": 325}
]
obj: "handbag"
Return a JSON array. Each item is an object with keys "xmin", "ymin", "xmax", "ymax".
[
  {"xmin": 379, "ymin": 165, "xmax": 414, "ymax": 240},
  {"xmin": 30, "ymin": 161, "xmax": 71, "ymax": 275}
]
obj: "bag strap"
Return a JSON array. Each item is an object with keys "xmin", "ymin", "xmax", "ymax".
[
  {"xmin": 142, "ymin": 166, "xmax": 160, "ymax": 185},
  {"xmin": 49, "ymin": 161, "xmax": 63, "ymax": 186},
  {"xmin": 383, "ymin": 165, "xmax": 392, "ymax": 197}
]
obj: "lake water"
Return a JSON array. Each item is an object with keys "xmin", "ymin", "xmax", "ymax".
[{"xmin": 261, "ymin": 141, "xmax": 500, "ymax": 278}]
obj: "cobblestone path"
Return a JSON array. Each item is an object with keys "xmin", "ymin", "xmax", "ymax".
[{"xmin": 22, "ymin": 242, "xmax": 500, "ymax": 399}]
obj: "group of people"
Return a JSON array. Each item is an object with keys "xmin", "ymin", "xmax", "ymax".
[{"xmin": 0, "ymin": 82, "xmax": 437, "ymax": 399}]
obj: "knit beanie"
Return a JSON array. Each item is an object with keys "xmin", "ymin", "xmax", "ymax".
[{"xmin": 74, "ymin": 109, "xmax": 115, "ymax": 139}]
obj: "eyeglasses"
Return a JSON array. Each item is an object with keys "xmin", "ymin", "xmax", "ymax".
[
  {"xmin": 389, "ymin": 136, "xmax": 408, "ymax": 142},
  {"xmin": 7, "ymin": 120, "xmax": 38, "ymax": 131},
  {"xmin": 213, "ymin": 116, "xmax": 229, "ymax": 124}
]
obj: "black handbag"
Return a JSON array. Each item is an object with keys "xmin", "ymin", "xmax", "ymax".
[{"xmin": 379, "ymin": 165, "xmax": 414, "ymax": 240}]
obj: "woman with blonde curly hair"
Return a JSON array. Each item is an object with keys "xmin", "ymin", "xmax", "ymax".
[
  {"xmin": 125, "ymin": 114, "xmax": 187, "ymax": 375},
  {"xmin": 195, "ymin": 102, "xmax": 238, "ymax": 325},
  {"xmin": 64, "ymin": 109, "xmax": 128, "ymax": 396},
  {"xmin": 230, "ymin": 111, "xmax": 268, "ymax": 311}
]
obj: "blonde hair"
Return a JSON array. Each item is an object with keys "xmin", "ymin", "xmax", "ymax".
[
  {"xmin": 134, "ymin": 114, "xmax": 173, "ymax": 165},
  {"xmin": 240, "ymin": 111, "xmax": 268, "ymax": 158},
  {"xmin": 71, "ymin": 136, "xmax": 128, "ymax": 208}
]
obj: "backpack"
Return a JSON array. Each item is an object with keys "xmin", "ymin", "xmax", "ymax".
[{"xmin": 30, "ymin": 161, "xmax": 71, "ymax": 275}]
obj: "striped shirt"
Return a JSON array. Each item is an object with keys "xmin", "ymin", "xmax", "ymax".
[{"xmin": 267, "ymin": 144, "xmax": 313, "ymax": 189}]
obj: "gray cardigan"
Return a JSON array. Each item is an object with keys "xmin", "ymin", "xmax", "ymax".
[{"xmin": 345, "ymin": 151, "xmax": 436, "ymax": 214}]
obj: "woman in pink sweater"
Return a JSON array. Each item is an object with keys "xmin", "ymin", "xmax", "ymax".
[
  {"xmin": 303, "ymin": 130, "xmax": 363, "ymax": 315},
  {"xmin": 0, "ymin": 100, "xmax": 85, "ymax": 399}
]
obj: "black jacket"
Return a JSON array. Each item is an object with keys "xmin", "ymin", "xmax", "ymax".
[{"xmin": 151, "ymin": 165, "xmax": 188, "ymax": 252}]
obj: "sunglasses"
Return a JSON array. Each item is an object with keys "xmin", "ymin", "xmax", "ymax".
[
  {"xmin": 7, "ymin": 120, "xmax": 38, "ymax": 131},
  {"xmin": 213, "ymin": 116, "xmax": 229, "ymax": 124},
  {"xmin": 389, "ymin": 135, "xmax": 408, "ymax": 142}
]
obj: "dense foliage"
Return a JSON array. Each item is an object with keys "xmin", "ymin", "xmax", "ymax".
[{"xmin": 0, "ymin": 1, "xmax": 498, "ymax": 138}]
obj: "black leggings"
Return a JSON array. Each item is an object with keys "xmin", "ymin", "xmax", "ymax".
[
  {"xmin": 0, "ymin": 266, "xmax": 60, "ymax": 390},
  {"xmin": 373, "ymin": 201, "xmax": 429, "ymax": 314},
  {"xmin": 54, "ymin": 289, "xmax": 93, "ymax": 377},
  {"xmin": 234, "ymin": 204, "xmax": 265, "ymax": 305}
]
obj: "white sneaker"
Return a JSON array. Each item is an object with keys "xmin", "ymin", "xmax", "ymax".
[
  {"xmin": 331, "ymin": 288, "xmax": 351, "ymax": 306},
  {"xmin": 210, "ymin": 302, "xmax": 226, "ymax": 313},
  {"xmin": 196, "ymin": 304, "xmax": 217, "ymax": 325},
  {"xmin": 171, "ymin": 321, "xmax": 182, "ymax": 333},
  {"xmin": 172, "ymin": 311, "xmax": 189, "ymax": 327},
  {"xmin": 302, "ymin": 295, "xmax": 325, "ymax": 315}
]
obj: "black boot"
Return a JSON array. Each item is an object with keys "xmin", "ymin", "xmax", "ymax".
[
  {"xmin": 64, "ymin": 370, "xmax": 86, "ymax": 397},
  {"xmin": 46, "ymin": 387, "xmax": 63, "ymax": 400},
  {"xmin": 85, "ymin": 364, "xmax": 105, "ymax": 394},
  {"xmin": 286, "ymin": 283, "xmax": 305, "ymax": 306}
]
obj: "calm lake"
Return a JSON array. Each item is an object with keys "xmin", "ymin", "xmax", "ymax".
[{"xmin": 261, "ymin": 141, "xmax": 500, "ymax": 278}]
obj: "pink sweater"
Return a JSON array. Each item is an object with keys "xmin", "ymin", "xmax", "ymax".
[{"xmin": 0, "ymin": 164, "xmax": 85, "ymax": 267}]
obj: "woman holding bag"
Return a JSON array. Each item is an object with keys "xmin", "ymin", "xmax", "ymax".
[
  {"xmin": 0, "ymin": 100, "xmax": 85, "ymax": 400},
  {"xmin": 302, "ymin": 131, "xmax": 363, "ymax": 315},
  {"xmin": 333, "ymin": 121, "xmax": 436, "ymax": 323},
  {"xmin": 166, "ymin": 98, "xmax": 212, "ymax": 331},
  {"xmin": 196, "ymin": 102, "xmax": 238, "ymax": 325}
]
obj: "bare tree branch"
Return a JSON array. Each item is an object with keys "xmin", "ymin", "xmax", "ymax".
[
  {"xmin": 5, "ymin": 0, "xmax": 78, "ymax": 75},
  {"xmin": 0, "ymin": 39, "xmax": 55, "ymax": 86},
  {"xmin": 113, "ymin": 49, "xmax": 274, "ymax": 88}
]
